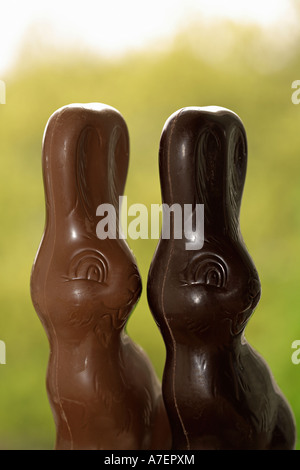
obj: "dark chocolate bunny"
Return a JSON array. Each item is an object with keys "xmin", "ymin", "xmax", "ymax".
[
  {"xmin": 31, "ymin": 103, "xmax": 171, "ymax": 450},
  {"xmin": 147, "ymin": 106, "xmax": 296, "ymax": 450}
]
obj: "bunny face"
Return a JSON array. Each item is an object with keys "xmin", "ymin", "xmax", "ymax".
[
  {"xmin": 46, "ymin": 238, "xmax": 142, "ymax": 344},
  {"xmin": 156, "ymin": 236, "xmax": 261, "ymax": 347}
]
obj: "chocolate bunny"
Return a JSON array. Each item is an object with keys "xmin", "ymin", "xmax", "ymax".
[
  {"xmin": 30, "ymin": 103, "xmax": 171, "ymax": 450},
  {"xmin": 147, "ymin": 106, "xmax": 296, "ymax": 450}
]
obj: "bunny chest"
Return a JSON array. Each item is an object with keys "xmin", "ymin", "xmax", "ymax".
[{"xmin": 166, "ymin": 344, "xmax": 277, "ymax": 449}]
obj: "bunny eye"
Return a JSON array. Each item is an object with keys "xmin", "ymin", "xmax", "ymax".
[
  {"xmin": 191, "ymin": 258, "xmax": 226, "ymax": 288},
  {"xmin": 68, "ymin": 249, "xmax": 108, "ymax": 284},
  {"xmin": 83, "ymin": 263, "xmax": 105, "ymax": 283},
  {"xmin": 204, "ymin": 267, "xmax": 223, "ymax": 287}
]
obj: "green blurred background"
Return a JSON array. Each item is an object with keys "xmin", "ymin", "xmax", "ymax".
[{"xmin": 0, "ymin": 2, "xmax": 300, "ymax": 450}]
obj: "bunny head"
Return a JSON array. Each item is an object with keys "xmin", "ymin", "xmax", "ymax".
[
  {"xmin": 147, "ymin": 106, "xmax": 261, "ymax": 347},
  {"xmin": 31, "ymin": 104, "xmax": 141, "ymax": 345}
]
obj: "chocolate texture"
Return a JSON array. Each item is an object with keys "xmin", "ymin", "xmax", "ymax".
[
  {"xmin": 30, "ymin": 103, "xmax": 171, "ymax": 450},
  {"xmin": 147, "ymin": 106, "xmax": 296, "ymax": 450}
]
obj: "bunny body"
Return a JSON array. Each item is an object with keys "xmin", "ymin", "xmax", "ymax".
[
  {"xmin": 147, "ymin": 106, "xmax": 296, "ymax": 450},
  {"xmin": 31, "ymin": 104, "xmax": 170, "ymax": 450}
]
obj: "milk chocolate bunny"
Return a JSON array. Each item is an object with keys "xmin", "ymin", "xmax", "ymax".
[
  {"xmin": 147, "ymin": 106, "xmax": 296, "ymax": 450},
  {"xmin": 31, "ymin": 103, "xmax": 171, "ymax": 450}
]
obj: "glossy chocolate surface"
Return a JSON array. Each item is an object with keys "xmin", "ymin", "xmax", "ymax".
[
  {"xmin": 30, "ymin": 103, "xmax": 171, "ymax": 450},
  {"xmin": 147, "ymin": 106, "xmax": 296, "ymax": 450}
]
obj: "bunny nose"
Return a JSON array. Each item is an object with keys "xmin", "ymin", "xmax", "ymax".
[{"xmin": 249, "ymin": 278, "xmax": 261, "ymax": 299}]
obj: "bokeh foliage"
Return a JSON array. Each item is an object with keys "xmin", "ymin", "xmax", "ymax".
[{"xmin": 0, "ymin": 17, "xmax": 300, "ymax": 449}]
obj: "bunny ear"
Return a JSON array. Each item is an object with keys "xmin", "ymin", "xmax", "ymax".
[
  {"xmin": 42, "ymin": 103, "xmax": 129, "ymax": 235},
  {"xmin": 159, "ymin": 106, "xmax": 247, "ymax": 242},
  {"xmin": 224, "ymin": 124, "xmax": 248, "ymax": 239}
]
